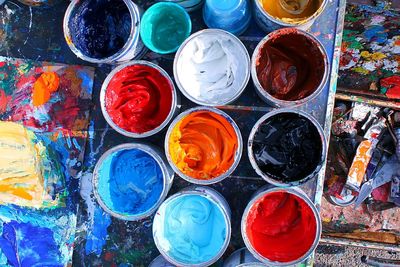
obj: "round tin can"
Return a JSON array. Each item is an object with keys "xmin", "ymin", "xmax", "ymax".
[
  {"xmin": 174, "ymin": 29, "xmax": 250, "ymax": 106},
  {"xmin": 223, "ymin": 247, "xmax": 264, "ymax": 267},
  {"xmin": 165, "ymin": 106, "xmax": 243, "ymax": 185},
  {"xmin": 248, "ymin": 109, "xmax": 327, "ymax": 187},
  {"xmin": 63, "ymin": 0, "xmax": 147, "ymax": 64},
  {"xmin": 93, "ymin": 143, "xmax": 174, "ymax": 221},
  {"xmin": 153, "ymin": 186, "xmax": 231, "ymax": 267},
  {"xmin": 100, "ymin": 60, "xmax": 178, "ymax": 138},
  {"xmin": 159, "ymin": 0, "xmax": 204, "ymax": 12},
  {"xmin": 253, "ymin": 0, "xmax": 328, "ymax": 32},
  {"xmin": 241, "ymin": 187, "xmax": 322, "ymax": 266},
  {"xmin": 251, "ymin": 28, "xmax": 329, "ymax": 107},
  {"xmin": 203, "ymin": 0, "xmax": 251, "ymax": 36}
]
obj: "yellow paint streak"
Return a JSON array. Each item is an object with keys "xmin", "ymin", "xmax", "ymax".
[
  {"xmin": 360, "ymin": 51, "xmax": 386, "ymax": 61},
  {"xmin": 0, "ymin": 122, "xmax": 46, "ymax": 207},
  {"xmin": 353, "ymin": 67, "xmax": 370, "ymax": 75}
]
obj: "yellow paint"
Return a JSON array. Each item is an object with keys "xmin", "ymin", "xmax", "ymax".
[
  {"xmin": 0, "ymin": 122, "xmax": 55, "ymax": 208},
  {"xmin": 360, "ymin": 51, "xmax": 386, "ymax": 61},
  {"xmin": 259, "ymin": 0, "xmax": 322, "ymax": 23},
  {"xmin": 353, "ymin": 66, "xmax": 370, "ymax": 75}
]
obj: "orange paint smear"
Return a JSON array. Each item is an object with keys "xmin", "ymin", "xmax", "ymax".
[
  {"xmin": 260, "ymin": 0, "xmax": 322, "ymax": 20},
  {"xmin": 169, "ymin": 111, "xmax": 238, "ymax": 180},
  {"xmin": 32, "ymin": 72, "xmax": 60, "ymax": 106}
]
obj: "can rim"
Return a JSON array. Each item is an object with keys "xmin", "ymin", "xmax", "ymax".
[
  {"xmin": 251, "ymin": 28, "xmax": 329, "ymax": 107},
  {"xmin": 173, "ymin": 29, "xmax": 251, "ymax": 106},
  {"xmin": 100, "ymin": 60, "xmax": 178, "ymax": 138},
  {"xmin": 241, "ymin": 187, "xmax": 322, "ymax": 266},
  {"xmin": 247, "ymin": 108, "xmax": 327, "ymax": 187},
  {"xmin": 254, "ymin": 0, "xmax": 328, "ymax": 27},
  {"xmin": 63, "ymin": 0, "xmax": 142, "ymax": 64},
  {"xmin": 92, "ymin": 143, "xmax": 174, "ymax": 221},
  {"xmin": 165, "ymin": 106, "xmax": 243, "ymax": 185},
  {"xmin": 153, "ymin": 186, "xmax": 232, "ymax": 267}
]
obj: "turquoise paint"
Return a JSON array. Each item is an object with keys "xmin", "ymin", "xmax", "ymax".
[
  {"xmin": 96, "ymin": 148, "xmax": 164, "ymax": 217},
  {"xmin": 156, "ymin": 194, "xmax": 227, "ymax": 265},
  {"xmin": 140, "ymin": 2, "xmax": 191, "ymax": 54}
]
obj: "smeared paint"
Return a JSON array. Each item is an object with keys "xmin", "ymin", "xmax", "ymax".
[
  {"xmin": 245, "ymin": 191, "xmax": 317, "ymax": 263},
  {"xmin": 168, "ymin": 110, "xmax": 239, "ymax": 180},
  {"xmin": 0, "ymin": 121, "xmax": 65, "ymax": 208},
  {"xmin": 153, "ymin": 194, "xmax": 228, "ymax": 265},
  {"xmin": 96, "ymin": 148, "xmax": 164, "ymax": 217},
  {"xmin": 84, "ymin": 207, "xmax": 112, "ymax": 256},
  {"xmin": 0, "ymin": 221, "xmax": 63, "ymax": 267},
  {"xmin": 32, "ymin": 72, "xmax": 60, "ymax": 106},
  {"xmin": 381, "ymin": 75, "xmax": 400, "ymax": 99},
  {"xmin": 259, "ymin": 0, "xmax": 322, "ymax": 23}
]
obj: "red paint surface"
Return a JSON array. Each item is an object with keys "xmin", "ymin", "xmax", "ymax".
[
  {"xmin": 381, "ymin": 75, "xmax": 400, "ymax": 99},
  {"xmin": 105, "ymin": 65, "xmax": 173, "ymax": 134},
  {"xmin": 245, "ymin": 191, "xmax": 317, "ymax": 263}
]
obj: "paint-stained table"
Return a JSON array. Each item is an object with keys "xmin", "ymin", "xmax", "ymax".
[{"xmin": 0, "ymin": 0, "xmax": 346, "ymax": 265}]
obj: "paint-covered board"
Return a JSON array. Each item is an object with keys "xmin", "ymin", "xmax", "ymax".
[
  {"xmin": 0, "ymin": 56, "xmax": 94, "ymax": 266},
  {"xmin": 337, "ymin": 1, "xmax": 400, "ymax": 108},
  {"xmin": 0, "ymin": 0, "xmax": 345, "ymax": 266}
]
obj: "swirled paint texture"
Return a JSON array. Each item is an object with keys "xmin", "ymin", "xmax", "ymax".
[
  {"xmin": 259, "ymin": 0, "xmax": 322, "ymax": 23},
  {"xmin": 105, "ymin": 64, "xmax": 173, "ymax": 134},
  {"xmin": 168, "ymin": 110, "xmax": 238, "ymax": 180},
  {"xmin": 0, "ymin": 121, "xmax": 64, "ymax": 208},
  {"xmin": 256, "ymin": 29, "xmax": 325, "ymax": 101},
  {"xmin": 69, "ymin": 0, "xmax": 131, "ymax": 59},
  {"xmin": 245, "ymin": 191, "xmax": 317, "ymax": 263},
  {"xmin": 96, "ymin": 148, "xmax": 164, "ymax": 216},
  {"xmin": 176, "ymin": 31, "xmax": 248, "ymax": 105},
  {"xmin": 154, "ymin": 194, "xmax": 227, "ymax": 265}
]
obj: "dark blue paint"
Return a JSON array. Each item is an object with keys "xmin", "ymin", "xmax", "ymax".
[
  {"xmin": 0, "ymin": 221, "xmax": 63, "ymax": 267},
  {"xmin": 69, "ymin": 0, "xmax": 131, "ymax": 59}
]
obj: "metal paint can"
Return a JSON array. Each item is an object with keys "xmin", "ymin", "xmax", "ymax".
[
  {"xmin": 158, "ymin": 0, "xmax": 204, "ymax": 12},
  {"xmin": 100, "ymin": 60, "xmax": 178, "ymax": 138},
  {"xmin": 203, "ymin": 0, "xmax": 252, "ymax": 36},
  {"xmin": 63, "ymin": 0, "xmax": 147, "ymax": 64},
  {"xmin": 223, "ymin": 248, "xmax": 264, "ymax": 267},
  {"xmin": 165, "ymin": 106, "xmax": 243, "ymax": 185},
  {"xmin": 248, "ymin": 109, "xmax": 327, "ymax": 187},
  {"xmin": 251, "ymin": 28, "xmax": 329, "ymax": 107},
  {"xmin": 153, "ymin": 186, "xmax": 231, "ymax": 267},
  {"xmin": 93, "ymin": 143, "xmax": 174, "ymax": 221},
  {"xmin": 149, "ymin": 255, "xmax": 176, "ymax": 267},
  {"xmin": 253, "ymin": 0, "xmax": 328, "ymax": 32},
  {"xmin": 174, "ymin": 29, "xmax": 250, "ymax": 106},
  {"xmin": 241, "ymin": 187, "xmax": 322, "ymax": 266}
]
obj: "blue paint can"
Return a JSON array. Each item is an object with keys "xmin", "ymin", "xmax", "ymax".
[
  {"xmin": 203, "ymin": 0, "xmax": 251, "ymax": 36},
  {"xmin": 158, "ymin": 0, "xmax": 204, "ymax": 12},
  {"xmin": 63, "ymin": 0, "xmax": 147, "ymax": 64},
  {"xmin": 93, "ymin": 143, "xmax": 174, "ymax": 221}
]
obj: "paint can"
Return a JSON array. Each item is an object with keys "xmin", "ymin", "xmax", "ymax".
[
  {"xmin": 248, "ymin": 109, "xmax": 327, "ymax": 187},
  {"xmin": 100, "ymin": 60, "xmax": 178, "ymax": 138},
  {"xmin": 203, "ymin": 0, "xmax": 251, "ymax": 36},
  {"xmin": 174, "ymin": 29, "xmax": 250, "ymax": 106},
  {"xmin": 158, "ymin": 0, "xmax": 204, "ymax": 12},
  {"xmin": 93, "ymin": 143, "xmax": 174, "ymax": 221},
  {"xmin": 327, "ymin": 185, "xmax": 357, "ymax": 207},
  {"xmin": 165, "ymin": 106, "xmax": 243, "ymax": 185},
  {"xmin": 241, "ymin": 187, "xmax": 322, "ymax": 266},
  {"xmin": 223, "ymin": 247, "xmax": 264, "ymax": 267},
  {"xmin": 63, "ymin": 0, "xmax": 147, "ymax": 64},
  {"xmin": 253, "ymin": 0, "xmax": 328, "ymax": 32},
  {"xmin": 140, "ymin": 2, "xmax": 192, "ymax": 54},
  {"xmin": 149, "ymin": 255, "xmax": 175, "ymax": 267},
  {"xmin": 251, "ymin": 28, "xmax": 329, "ymax": 107},
  {"xmin": 153, "ymin": 186, "xmax": 231, "ymax": 267}
]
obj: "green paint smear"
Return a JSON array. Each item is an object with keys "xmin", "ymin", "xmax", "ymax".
[{"xmin": 342, "ymin": 29, "xmax": 364, "ymax": 50}]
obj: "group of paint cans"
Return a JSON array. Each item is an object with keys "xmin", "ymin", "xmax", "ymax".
[{"xmin": 71, "ymin": 0, "xmax": 333, "ymax": 266}]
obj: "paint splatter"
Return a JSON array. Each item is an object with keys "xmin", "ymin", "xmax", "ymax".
[
  {"xmin": 32, "ymin": 72, "xmax": 60, "ymax": 106},
  {"xmin": 381, "ymin": 75, "xmax": 400, "ymax": 98}
]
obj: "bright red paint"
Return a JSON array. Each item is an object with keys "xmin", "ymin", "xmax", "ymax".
[
  {"xmin": 245, "ymin": 191, "xmax": 317, "ymax": 263},
  {"xmin": 105, "ymin": 64, "xmax": 173, "ymax": 134},
  {"xmin": 381, "ymin": 75, "xmax": 400, "ymax": 99}
]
